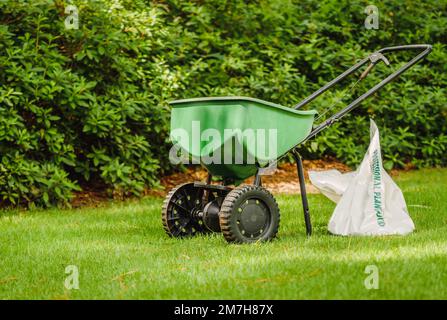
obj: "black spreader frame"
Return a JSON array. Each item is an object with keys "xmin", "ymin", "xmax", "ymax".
[
  {"xmin": 195, "ymin": 45, "xmax": 431, "ymax": 238},
  {"xmin": 296, "ymin": 44, "xmax": 432, "ymax": 142},
  {"xmin": 255, "ymin": 44, "xmax": 431, "ymax": 237}
]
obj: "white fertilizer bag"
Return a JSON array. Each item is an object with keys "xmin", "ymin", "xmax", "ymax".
[{"xmin": 309, "ymin": 119, "xmax": 415, "ymax": 236}]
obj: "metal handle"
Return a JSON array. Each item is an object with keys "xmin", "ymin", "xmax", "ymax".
[{"xmin": 294, "ymin": 44, "xmax": 432, "ymax": 142}]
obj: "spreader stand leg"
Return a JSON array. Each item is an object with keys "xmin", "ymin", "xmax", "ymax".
[
  {"xmin": 254, "ymin": 169, "xmax": 262, "ymax": 186},
  {"xmin": 292, "ymin": 151, "xmax": 312, "ymax": 236}
]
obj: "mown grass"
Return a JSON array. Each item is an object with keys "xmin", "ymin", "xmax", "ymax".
[{"xmin": 0, "ymin": 168, "xmax": 446, "ymax": 300}]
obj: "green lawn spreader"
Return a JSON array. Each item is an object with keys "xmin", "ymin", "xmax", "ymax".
[{"xmin": 162, "ymin": 45, "xmax": 431, "ymax": 243}]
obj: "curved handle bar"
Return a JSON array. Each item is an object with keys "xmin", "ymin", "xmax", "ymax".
[
  {"xmin": 293, "ymin": 44, "xmax": 432, "ymax": 142},
  {"xmin": 377, "ymin": 44, "xmax": 432, "ymax": 54}
]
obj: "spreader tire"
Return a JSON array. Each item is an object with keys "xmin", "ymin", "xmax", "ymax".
[
  {"xmin": 219, "ymin": 185, "xmax": 280, "ymax": 243},
  {"xmin": 162, "ymin": 183, "xmax": 208, "ymax": 237}
]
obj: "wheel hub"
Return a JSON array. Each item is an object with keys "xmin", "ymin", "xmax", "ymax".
[{"xmin": 238, "ymin": 199, "xmax": 269, "ymax": 235}]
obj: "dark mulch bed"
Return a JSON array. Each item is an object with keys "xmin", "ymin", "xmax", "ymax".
[{"xmin": 71, "ymin": 159, "xmax": 352, "ymax": 207}]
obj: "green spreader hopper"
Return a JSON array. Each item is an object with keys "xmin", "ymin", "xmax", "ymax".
[{"xmin": 170, "ymin": 96, "xmax": 317, "ymax": 182}]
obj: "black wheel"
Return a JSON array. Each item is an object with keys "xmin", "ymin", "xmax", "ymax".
[
  {"xmin": 219, "ymin": 185, "xmax": 280, "ymax": 243},
  {"xmin": 162, "ymin": 183, "xmax": 207, "ymax": 237}
]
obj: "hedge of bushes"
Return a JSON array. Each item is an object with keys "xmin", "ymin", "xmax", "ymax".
[{"xmin": 0, "ymin": 0, "xmax": 446, "ymax": 206}]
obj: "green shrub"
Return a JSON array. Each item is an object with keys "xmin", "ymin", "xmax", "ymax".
[
  {"xmin": 0, "ymin": 0, "xmax": 177, "ymax": 206},
  {"xmin": 162, "ymin": 0, "xmax": 446, "ymax": 169},
  {"xmin": 0, "ymin": 0, "xmax": 446, "ymax": 207}
]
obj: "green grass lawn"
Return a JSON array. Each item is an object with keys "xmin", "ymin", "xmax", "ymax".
[{"xmin": 0, "ymin": 168, "xmax": 446, "ymax": 300}]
